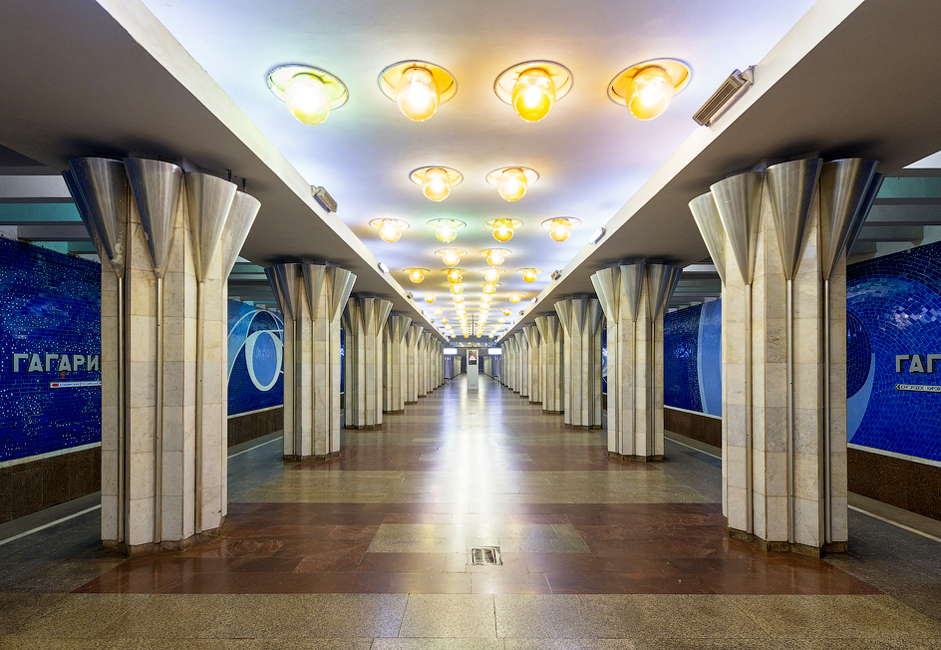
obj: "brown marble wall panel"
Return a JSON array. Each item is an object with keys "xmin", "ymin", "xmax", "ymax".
[
  {"xmin": 0, "ymin": 446, "xmax": 101, "ymax": 524},
  {"xmin": 227, "ymin": 407, "xmax": 284, "ymax": 448},
  {"xmin": 664, "ymin": 408, "xmax": 721, "ymax": 449},
  {"xmin": 848, "ymin": 447, "xmax": 941, "ymax": 522}
]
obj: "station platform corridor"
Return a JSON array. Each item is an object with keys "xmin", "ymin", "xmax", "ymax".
[{"xmin": 2, "ymin": 374, "xmax": 941, "ymax": 648}]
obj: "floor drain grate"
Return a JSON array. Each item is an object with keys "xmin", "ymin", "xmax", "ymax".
[{"xmin": 469, "ymin": 546, "xmax": 503, "ymax": 566}]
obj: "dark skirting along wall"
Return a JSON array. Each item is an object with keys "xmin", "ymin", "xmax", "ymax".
[
  {"xmin": 0, "ymin": 446, "xmax": 101, "ymax": 524},
  {"xmin": 849, "ymin": 447, "xmax": 941, "ymax": 522},
  {"xmin": 664, "ymin": 407, "xmax": 722, "ymax": 449},
  {"xmin": 228, "ymin": 407, "xmax": 284, "ymax": 448}
]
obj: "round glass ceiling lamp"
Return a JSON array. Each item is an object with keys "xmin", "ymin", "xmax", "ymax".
[
  {"xmin": 425, "ymin": 293, "xmax": 435, "ymax": 303},
  {"xmin": 370, "ymin": 218, "xmax": 409, "ymax": 243},
  {"xmin": 482, "ymin": 268, "xmax": 501, "ymax": 283},
  {"xmin": 494, "ymin": 61, "xmax": 572, "ymax": 123},
  {"xmin": 520, "ymin": 268, "xmax": 539, "ymax": 282},
  {"xmin": 482, "ymin": 248, "xmax": 509, "ymax": 267},
  {"xmin": 450, "ymin": 284, "xmax": 464, "ymax": 295},
  {"xmin": 427, "ymin": 218, "xmax": 466, "ymax": 242},
  {"xmin": 267, "ymin": 65, "xmax": 349, "ymax": 126},
  {"xmin": 406, "ymin": 268, "xmax": 427, "ymax": 283},
  {"xmin": 499, "ymin": 168, "xmax": 527, "ymax": 201},
  {"xmin": 607, "ymin": 59, "xmax": 691, "ymax": 121},
  {"xmin": 510, "ymin": 292, "xmax": 522, "ymax": 304},
  {"xmin": 446, "ymin": 268, "xmax": 464, "ymax": 284},
  {"xmin": 379, "ymin": 60, "xmax": 457, "ymax": 122},
  {"xmin": 437, "ymin": 248, "xmax": 465, "ymax": 267},
  {"xmin": 542, "ymin": 217, "xmax": 581, "ymax": 242},
  {"xmin": 486, "ymin": 219, "xmax": 522, "ymax": 243},
  {"xmin": 503, "ymin": 308, "xmax": 512, "ymax": 316}
]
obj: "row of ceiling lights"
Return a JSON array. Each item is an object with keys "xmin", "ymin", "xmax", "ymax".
[
  {"xmin": 404, "ymin": 266, "xmax": 541, "ymax": 285},
  {"xmin": 369, "ymin": 215, "xmax": 580, "ymax": 244},
  {"xmin": 267, "ymin": 57, "xmax": 691, "ymax": 125}
]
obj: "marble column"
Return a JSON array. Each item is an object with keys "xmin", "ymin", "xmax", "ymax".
[
  {"xmin": 383, "ymin": 315, "xmax": 412, "ymax": 414},
  {"xmin": 508, "ymin": 334, "xmax": 521, "ymax": 393},
  {"xmin": 417, "ymin": 331, "xmax": 430, "ymax": 397},
  {"xmin": 67, "ymin": 157, "xmax": 259, "ymax": 553},
  {"xmin": 554, "ymin": 297, "xmax": 603, "ymax": 428},
  {"xmin": 268, "ymin": 262, "xmax": 355, "ymax": 460},
  {"xmin": 522, "ymin": 325, "xmax": 541, "ymax": 405},
  {"xmin": 535, "ymin": 314, "xmax": 563, "ymax": 414},
  {"xmin": 405, "ymin": 325, "xmax": 422, "ymax": 404},
  {"xmin": 592, "ymin": 263, "xmax": 681, "ymax": 460},
  {"xmin": 690, "ymin": 156, "xmax": 882, "ymax": 555},
  {"xmin": 342, "ymin": 296, "xmax": 392, "ymax": 428},
  {"xmin": 518, "ymin": 330, "xmax": 531, "ymax": 399}
]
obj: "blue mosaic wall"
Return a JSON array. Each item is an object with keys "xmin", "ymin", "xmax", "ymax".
[
  {"xmin": 847, "ymin": 241, "xmax": 941, "ymax": 461},
  {"xmin": 663, "ymin": 301, "xmax": 722, "ymax": 417},
  {"xmin": 0, "ymin": 238, "xmax": 101, "ymax": 462},
  {"xmin": 227, "ymin": 300, "xmax": 284, "ymax": 416}
]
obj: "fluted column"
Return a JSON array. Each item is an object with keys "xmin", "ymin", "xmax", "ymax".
[
  {"xmin": 342, "ymin": 296, "xmax": 392, "ymax": 428},
  {"xmin": 508, "ymin": 334, "xmax": 521, "ymax": 393},
  {"xmin": 554, "ymin": 297, "xmax": 603, "ymax": 428},
  {"xmin": 417, "ymin": 331, "xmax": 430, "ymax": 397},
  {"xmin": 518, "ymin": 330, "xmax": 531, "ymax": 399},
  {"xmin": 535, "ymin": 314, "xmax": 563, "ymax": 414},
  {"xmin": 592, "ymin": 263, "xmax": 681, "ymax": 460},
  {"xmin": 691, "ymin": 156, "xmax": 882, "ymax": 555},
  {"xmin": 521, "ymin": 326, "xmax": 541, "ymax": 404},
  {"xmin": 268, "ymin": 262, "xmax": 354, "ymax": 460},
  {"xmin": 383, "ymin": 315, "xmax": 411, "ymax": 414},
  {"xmin": 405, "ymin": 325, "xmax": 422, "ymax": 404},
  {"xmin": 67, "ymin": 157, "xmax": 261, "ymax": 553}
]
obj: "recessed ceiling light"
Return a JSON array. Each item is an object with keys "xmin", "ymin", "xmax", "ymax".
[
  {"xmin": 410, "ymin": 167, "xmax": 463, "ymax": 202},
  {"xmin": 484, "ymin": 219, "xmax": 522, "ymax": 243},
  {"xmin": 426, "ymin": 217, "xmax": 466, "ymax": 242},
  {"xmin": 541, "ymin": 217, "xmax": 581, "ymax": 242},
  {"xmin": 378, "ymin": 60, "xmax": 457, "ymax": 122},
  {"xmin": 267, "ymin": 64, "xmax": 349, "ymax": 125},
  {"xmin": 607, "ymin": 58, "xmax": 691, "ymax": 121},
  {"xmin": 405, "ymin": 268, "xmax": 429, "ymax": 283},
  {"xmin": 369, "ymin": 218, "xmax": 410, "ymax": 243},
  {"xmin": 486, "ymin": 167, "xmax": 539, "ymax": 202},
  {"xmin": 480, "ymin": 248, "xmax": 511, "ymax": 267},
  {"xmin": 494, "ymin": 61, "xmax": 573, "ymax": 122}
]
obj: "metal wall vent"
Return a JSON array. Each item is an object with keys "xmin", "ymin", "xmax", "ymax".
[
  {"xmin": 469, "ymin": 546, "xmax": 503, "ymax": 566},
  {"xmin": 693, "ymin": 67, "xmax": 755, "ymax": 127}
]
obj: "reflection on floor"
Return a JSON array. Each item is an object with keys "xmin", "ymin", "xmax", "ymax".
[{"xmin": 3, "ymin": 374, "xmax": 941, "ymax": 648}]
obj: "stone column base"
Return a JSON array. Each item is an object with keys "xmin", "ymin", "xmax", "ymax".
[
  {"xmin": 529, "ymin": 401, "xmax": 542, "ymax": 405},
  {"xmin": 607, "ymin": 452, "xmax": 664, "ymax": 462},
  {"xmin": 568, "ymin": 424, "xmax": 602, "ymax": 430},
  {"xmin": 345, "ymin": 424, "xmax": 383, "ymax": 430},
  {"xmin": 405, "ymin": 400, "xmax": 418, "ymax": 405},
  {"xmin": 727, "ymin": 527, "xmax": 848, "ymax": 557},
  {"xmin": 104, "ymin": 524, "xmax": 224, "ymax": 557},
  {"xmin": 383, "ymin": 409, "xmax": 405, "ymax": 414},
  {"xmin": 543, "ymin": 409, "xmax": 563, "ymax": 415},
  {"xmin": 284, "ymin": 451, "xmax": 342, "ymax": 462}
]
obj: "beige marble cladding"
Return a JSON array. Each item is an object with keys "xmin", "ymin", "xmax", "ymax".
[
  {"xmin": 554, "ymin": 298, "xmax": 603, "ymax": 428},
  {"xmin": 383, "ymin": 315, "xmax": 411, "ymax": 413},
  {"xmin": 522, "ymin": 325, "xmax": 541, "ymax": 403},
  {"xmin": 406, "ymin": 325, "xmax": 422, "ymax": 403},
  {"xmin": 342, "ymin": 297, "xmax": 392, "ymax": 428},
  {"xmin": 534, "ymin": 314, "xmax": 563, "ymax": 414},
  {"xmin": 698, "ymin": 160, "xmax": 874, "ymax": 554},
  {"xmin": 88, "ymin": 164, "xmax": 243, "ymax": 553}
]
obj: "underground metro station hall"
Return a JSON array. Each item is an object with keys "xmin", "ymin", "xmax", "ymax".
[{"xmin": 2, "ymin": 0, "xmax": 941, "ymax": 647}]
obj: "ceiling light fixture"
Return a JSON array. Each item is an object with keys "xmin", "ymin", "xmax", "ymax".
[
  {"xmin": 607, "ymin": 58, "xmax": 691, "ymax": 121},
  {"xmin": 481, "ymin": 248, "xmax": 510, "ymax": 267},
  {"xmin": 481, "ymin": 268, "xmax": 502, "ymax": 283},
  {"xmin": 541, "ymin": 217, "xmax": 581, "ymax": 242},
  {"xmin": 693, "ymin": 67, "xmax": 755, "ymax": 126},
  {"xmin": 519, "ymin": 268, "xmax": 540, "ymax": 283},
  {"xmin": 494, "ymin": 61, "xmax": 573, "ymax": 122},
  {"xmin": 410, "ymin": 168, "xmax": 463, "ymax": 202},
  {"xmin": 454, "ymin": 295, "xmax": 465, "ymax": 304},
  {"xmin": 267, "ymin": 64, "xmax": 349, "ymax": 125},
  {"xmin": 445, "ymin": 268, "xmax": 465, "ymax": 284},
  {"xmin": 482, "ymin": 282, "xmax": 497, "ymax": 295},
  {"xmin": 509, "ymin": 292, "xmax": 522, "ymax": 304},
  {"xmin": 426, "ymin": 217, "xmax": 466, "ymax": 242},
  {"xmin": 406, "ymin": 268, "xmax": 429, "ymax": 283},
  {"xmin": 379, "ymin": 60, "xmax": 458, "ymax": 122},
  {"xmin": 503, "ymin": 308, "xmax": 511, "ymax": 316},
  {"xmin": 588, "ymin": 227, "xmax": 606, "ymax": 244},
  {"xmin": 370, "ymin": 218, "xmax": 409, "ymax": 243},
  {"xmin": 433, "ymin": 307, "xmax": 443, "ymax": 316},
  {"xmin": 485, "ymin": 219, "xmax": 522, "ymax": 243},
  {"xmin": 425, "ymin": 293, "xmax": 436, "ymax": 303},
  {"xmin": 450, "ymin": 283, "xmax": 464, "ymax": 295},
  {"xmin": 486, "ymin": 167, "xmax": 539, "ymax": 202},
  {"xmin": 437, "ymin": 248, "xmax": 466, "ymax": 267}
]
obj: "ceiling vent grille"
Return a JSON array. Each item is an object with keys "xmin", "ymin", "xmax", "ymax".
[{"xmin": 693, "ymin": 67, "xmax": 755, "ymax": 127}]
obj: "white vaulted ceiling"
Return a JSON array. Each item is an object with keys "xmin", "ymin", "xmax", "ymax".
[{"xmin": 136, "ymin": 0, "xmax": 814, "ymax": 337}]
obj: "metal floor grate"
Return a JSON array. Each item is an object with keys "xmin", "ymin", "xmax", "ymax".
[{"xmin": 469, "ymin": 546, "xmax": 503, "ymax": 566}]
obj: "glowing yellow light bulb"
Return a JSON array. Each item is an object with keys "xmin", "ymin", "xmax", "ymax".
[
  {"xmin": 464, "ymin": 334, "xmax": 469, "ymax": 338},
  {"xmin": 446, "ymin": 269, "xmax": 463, "ymax": 284},
  {"xmin": 441, "ymin": 318, "xmax": 448, "ymax": 324},
  {"xmin": 549, "ymin": 218, "xmax": 572, "ymax": 242},
  {"xmin": 378, "ymin": 219, "xmax": 403, "ymax": 243},
  {"xmin": 627, "ymin": 66, "xmax": 674, "ymax": 120},
  {"xmin": 482, "ymin": 268, "xmax": 500, "ymax": 283},
  {"xmin": 433, "ymin": 307, "xmax": 443, "ymax": 316},
  {"xmin": 407, "ymin": 268, "xmax": 425, "ymax": 283},
  {"xmin": 454, "ymin": 295, "xmax": 465, "ymax": 304},
  {"xmin": 499, "ymin": 318, "xmax": 506, "ymax": 324},
  {"xmin": 485, "ymin": 249, "xmax": 506, "ymax": 267},
  {"xmin": 510, "ymin": 292, "xmax": 522, "ymax": 304},
  {"xmin": 503, "ymin": 308, "xmax": 511, "ymax": 316},
  {"xmin": 511, "ymin": 68, "xmax": 556, "ymax": 122},
  {"xmin": 436, "ymin": 221, "xmax": 457, "ymax": 242},
  {"xmin": 425, "ymin": 293, "xmax": 435, "ymax": 303},
  {"xmin": 396, "ymin": 66, "xmax": 439, "ymax": 122},
  {"xmin": 285, "ymin": 74, "xmax": 331, "ymax": 125},
  {"xmin": 450, "ymin": 284, "xmax": 463, "ymax": 295},
  {"xmin": 422, "ymin": 168, "xmax": 451, "ymax": 202},
  {"xmin": 492, "ymin": 219, "xmax": 514, "ymax": 242},
  {"xmin": 441, "ymin": 250, "xmax": 461, "ymax": 267},
  {"xmin": 498, "ymin": 168, "xmax": 528, "ymax": 202},
  {"xmin": 521, "ymin": 268, "xmax": 538, "ymax": 282},
  {"xmin": 483, "ymin": 283, "xmax": 496, "ymax": 295}
]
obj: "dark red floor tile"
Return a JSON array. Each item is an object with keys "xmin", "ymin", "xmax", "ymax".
[
  {"xmin": 389, "ymin": 572, "xmax": 472, "ymax": 594},
  {"xmin": 356, "ymin": 552, "xmax": 448, "ymax": 573},
  {"xmin": 471, "ymin": 572, "xmax": 552, "ymax": 594},
  {"xmin": 546, "ymin": 571, "xmax": 627, "ymax": 594}
]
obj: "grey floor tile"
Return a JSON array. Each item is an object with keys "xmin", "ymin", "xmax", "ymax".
[
  {"xmin": 372, "ymin": 639, "xmax": 505, "ymax": 650},
  {"xmin": 398, "ymin": 594, "xmax": 496, "ymax": 638},
  {"xmin": 10, "ymin": 593, "xmax": 148, "ymax": 640},
  {"xmin": 494, "ymin": 594, "xmax": 593, "ymax": 639}
]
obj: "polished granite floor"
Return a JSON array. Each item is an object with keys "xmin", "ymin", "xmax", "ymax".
[{"xmin": 2, "ymin": 374, "xmax": 941, "ymax": 649}]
